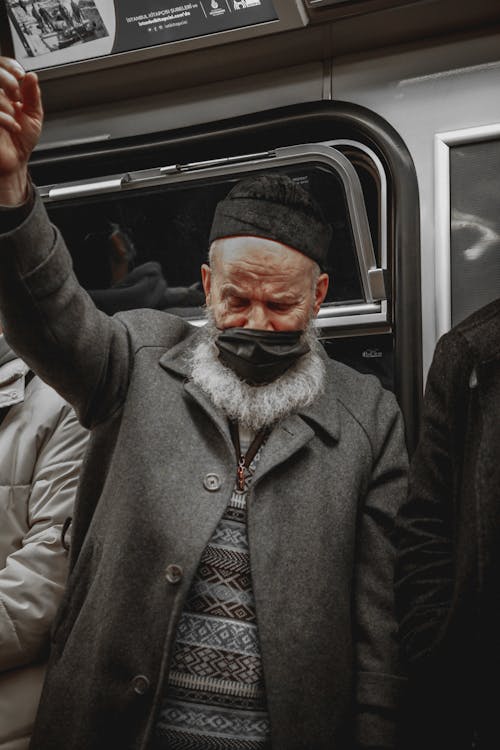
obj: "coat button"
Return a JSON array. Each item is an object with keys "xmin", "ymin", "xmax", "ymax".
[
  {"xmin": 165, "ymin": 563, "xmax": 183, "ymax": 584},
  {"xmin": 131, "ymin": 674, "xmax": 150, "ymax": 695},
  {"xmin": 203, "ymin": 473, "xmax": 221, "ymax": 491}
]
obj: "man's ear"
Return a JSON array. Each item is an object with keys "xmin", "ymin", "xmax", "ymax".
[
  {"xmin": 313, "ymin": 273, "xmax": 329, "ymax": 315},
  {"xmin": 201, "ymin": 263, "xmax": 211, "ymax": 303}
]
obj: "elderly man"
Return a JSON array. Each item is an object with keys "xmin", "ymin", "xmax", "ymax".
[{"xmin": 0, "ymin": 58, "xmax": 407, "ymax": 750}]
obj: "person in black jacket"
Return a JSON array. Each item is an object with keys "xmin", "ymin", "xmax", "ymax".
[{"xmin": 395, "ymin": 297, "xmax": 500, "ymax": 750}]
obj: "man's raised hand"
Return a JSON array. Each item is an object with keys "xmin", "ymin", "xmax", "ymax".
[{"xmin": 0, "ymin": 57, "xmax": 43, "ymax": 205}]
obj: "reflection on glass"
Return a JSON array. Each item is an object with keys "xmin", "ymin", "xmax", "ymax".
[{"xmin": 451, "ymin": 140, "xmax": 500, "ymax": 326}]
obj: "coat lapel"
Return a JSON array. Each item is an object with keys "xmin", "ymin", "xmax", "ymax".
[
  {"xmin": 254, "ymin": 383, "xmax": 341, "ymax": 485},
  {"xmin": 183, "ymin": 379, "xmax": 234, "ymax": 454},
  {"xmin": 159, "ymin": 329, "xmax": 234, "ymax": 454},
  {"xmin": 252, "ymin": 415, "xmax": 316, "ymax": 485}
]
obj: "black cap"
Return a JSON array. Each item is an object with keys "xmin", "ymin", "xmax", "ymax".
[{"xmin": 209, "ymin": 174, "xmax": 332, "ymax": 270}]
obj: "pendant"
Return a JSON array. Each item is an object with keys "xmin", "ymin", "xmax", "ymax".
[{"xmin": 237, "ymin": 458, "xmax": 246, "ymax": 492}]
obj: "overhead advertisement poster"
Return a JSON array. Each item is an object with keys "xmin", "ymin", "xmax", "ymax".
[{"xmin": 1, "ymin": 0, "xmax": 278, "ymax": 71}]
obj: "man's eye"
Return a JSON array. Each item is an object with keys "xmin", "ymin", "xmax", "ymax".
[
  {"xmin": 228, "ymin": 298, "xmax": 248, "ymax": 310},
  {"xmin": 267, "ymin": 302, "xmax": 292, "ymax": 312}
]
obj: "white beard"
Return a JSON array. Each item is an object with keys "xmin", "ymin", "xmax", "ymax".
[{"xmin": 188, "ymin": 318, "xmax": 325, "ymax": 431}]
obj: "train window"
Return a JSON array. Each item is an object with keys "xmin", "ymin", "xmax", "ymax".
[
  {"xmin": 41, "ymin": 143, "xmax": 387, "ymax": 332},
  {"xmin": 29, "ymin": 100, "xmax": 422, "ymax": 452},
  {"xmin": 450, "ymin": 137, "xmax": 500, "ymax": 326}
]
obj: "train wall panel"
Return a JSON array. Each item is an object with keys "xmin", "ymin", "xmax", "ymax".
[{"xmin": 332, "ymin": 31, "xmax": 500, "ymax": 377}]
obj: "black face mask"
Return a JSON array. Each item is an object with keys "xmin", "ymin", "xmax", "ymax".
[{"xmin": 215, "ymin": 328, "xmax": 310, "ymax": 385}]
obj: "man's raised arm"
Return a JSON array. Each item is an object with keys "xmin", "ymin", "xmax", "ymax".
[{"xmin": 0, "ymin": 57, "xmax": 130, "ymax": 426}]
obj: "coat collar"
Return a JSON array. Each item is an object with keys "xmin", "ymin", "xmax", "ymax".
[
  {"xmin": 0, "ymin": 355, "xmax": 30, "ymax": 408},
  {"xmin": 159, "ymin": 328, "xmax": 341, "ymax": 444}
]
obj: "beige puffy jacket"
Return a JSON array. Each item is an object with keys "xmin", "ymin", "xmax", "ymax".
[{"xmin": 0, "ymin": 339, "xmax": 88, "ymax": 750}]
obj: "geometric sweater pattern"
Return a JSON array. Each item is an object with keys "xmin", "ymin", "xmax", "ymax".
[{"xmin": 150, "ymin": 442, "xmax": 271, "ymax": 750}]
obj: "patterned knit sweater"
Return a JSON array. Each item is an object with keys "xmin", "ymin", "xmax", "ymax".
[{"xmin": 151, "ymin": 430, "xmax": 271, "ymax": 750}]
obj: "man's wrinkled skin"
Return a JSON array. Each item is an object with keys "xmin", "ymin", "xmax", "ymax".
[{"xmin": 203, "ymin": 236, "xmax": 329, "ymax": 332}]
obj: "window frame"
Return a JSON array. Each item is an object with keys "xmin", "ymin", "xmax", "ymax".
[{"xmin": 40, "ymin": 141, "xmax": 388, "ymax": 332}]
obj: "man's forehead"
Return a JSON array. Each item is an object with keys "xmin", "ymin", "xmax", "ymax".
[
  {"xmin": 211, "ymin": 235, "xmax": 310, "ymax": 267},
  {"xmin": 219, "ymin": 281, "xmax": 299, "ymax": 301}
]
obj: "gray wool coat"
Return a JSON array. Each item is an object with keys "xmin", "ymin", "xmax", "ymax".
[{"xmin": 0, "ymin": 196, "xmax": 407, "ymax": 750}]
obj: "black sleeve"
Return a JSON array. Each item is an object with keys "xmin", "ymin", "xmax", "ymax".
[
  {"xmin": 0, "ymin": 188, "xmax": 35, "ymax": 233},
  {"xmin": 394, "ymin": 330, "xmax": 472, "ymax": 663}
]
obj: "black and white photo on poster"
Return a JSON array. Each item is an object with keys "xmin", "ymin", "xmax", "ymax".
[
  {"xmin": 1, "ymin": 0, "xmax": 278, "ymax": 71},
  {"xmin": 3, "ymin": 0, "xmax": 113, "ymax": 65}
]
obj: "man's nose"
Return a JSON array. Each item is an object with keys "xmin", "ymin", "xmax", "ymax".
[{"xmin": 244, "ymin": 304, "xmax": 273, "ymax": 331}]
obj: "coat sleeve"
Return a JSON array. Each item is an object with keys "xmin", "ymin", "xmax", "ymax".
[
  {"xmin": 354, "ymin": 386, "xmax": 408, "ymax": 749},
  {"xmin": 0, "ymin": 402, "xmax": 88, "ymax": 672},
  {"xmin": 394, "ymin": 332, "xmax": 471, "ymax": 663},
  {"xmin": 0, "ymin": 191, "xmax": 131, "ymax": 428}
]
